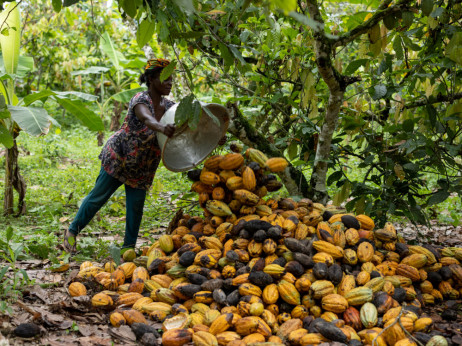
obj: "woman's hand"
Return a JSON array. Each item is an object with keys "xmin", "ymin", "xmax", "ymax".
[{"xmin": 162, "ymin": 124, "xmax": 176, "ymax": 138}]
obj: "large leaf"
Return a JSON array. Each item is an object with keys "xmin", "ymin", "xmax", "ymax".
[
  {"xmin": 63, "ymin": 0, "xmax": 80, "ymax": 6},
  {"xmin": 120, "ymin": 0, "xmax": 138, "ymax": 18},
  {"xmin": 0, "ymin": 2, "xmax": 20, "ymax": 74},
  {"xmin": 219, "ymin": 43, "xmax": 234, "ymax": 69},
  {"xmin": 289, "ymin": 11, "xmax": 322, "ymax": 31},
  {"xmin": 111, "ymin": 87, "xmax": 145, "ymax": 103},
  {"xmin": 272, "ymin": 0, "xmax": 296, "ymax": 14},
  {"xmin": 53, "ymin": 91, "xmax": 98, "ymax": 102},
  {"xmin": 0, "ymin": 122, "xmax": 13, "ymax": 148},
  {"xmin": 446, "ymin": 32, "xmax": 462, "ymax": 66},
  {"xmin": 344, "ymin": 58, "xmax": 369, "ymax": 75},
  {"xmin": 17, "ymin": 56, "xmax": 34, "ymax": 77},
  {"xmin": 23, "ymin": 90, "xmax": 98, "ymax": 106},
  {"xmin": 100, "ymin": 31, "xmax": 125, "ymax": 70},
  {"xmin": 8, "ymin": 105, "xmax": 50, "ymax": 136},
  {"xmin": 188, "ymin": 100, "xmax": 202, "ymax": 130},
  {"xmin": 137, "ymin": 19, "xmax": 156, "ymax": 48},
  {"xmin": 22, "ymin": 90, "xmax": 55, "ymax": 106},
  {"xmin": 175, "ymin": 94, "xmax": 195, "ymax": 127},
  {"xmin": 52, "ymin": 0, "xmax": 62, "ymax": 12},
  {"xmin": 427, "ymin": 189, "xmax": 450, "ymax": 206},
  {"xmin": 370, "ymin": 84, "xmax": 387, "ymax": 100},
  {"xmin": 54, "ymin": 98, "xmax": 103, "ymax": 131},
  {"xmin": 0, "ymin": 55, "xmax": 33, "ymax": 76},
  {"xmin": 172, "ymin": 0, "xmax": 194, "ymax": 14},
  {"xmin": 71, "ymin": 66, "xmax": 110, "ymax": 75},
  {"xmin": 109, "ymin": 245, "xmax": 121, "ymax": 267},
  {"xmin": 160, "ymin": 61, "xmax": 177, "ymax": 82}
]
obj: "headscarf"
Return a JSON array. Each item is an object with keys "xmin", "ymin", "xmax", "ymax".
[{"xmin": 145, "ymin": 58, "xmax": 170, "ymax": 71}]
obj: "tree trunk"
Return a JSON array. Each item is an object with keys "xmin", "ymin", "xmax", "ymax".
[
  {"xmin": 307, "ymin": 0, "xmax": 346, "ymax": 204},
  {"xmin": 97, "ymin": 131, "xmax": 105, "ymax": 146},
  {"xmin": 109, "ymin": 100, "xmax": 124, "ymax": 131},
  {"xmin": 3, "ymin": 136, "xmax": 27, "ymax": 216},
  {"xmin": 226, "ymin": 102, "xmax": 313, "ymax": 198}
]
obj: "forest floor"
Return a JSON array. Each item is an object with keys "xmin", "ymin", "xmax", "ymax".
[
  {"xmin": 1, "ymin": 130, "xmax": 462, "ymax": 344},
  {"xmin": 1, "ymin": 223, "xmax": 461, "ymax": 345}
]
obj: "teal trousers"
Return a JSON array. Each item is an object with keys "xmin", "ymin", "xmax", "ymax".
[{"xmin": 69, "ymin": 167, "xmax": 147, "ymax": 248}]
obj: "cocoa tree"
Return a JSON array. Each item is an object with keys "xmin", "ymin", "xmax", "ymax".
[{"xmin": 52, "ymin": 0, "xmax": 462, "ymax": 225}]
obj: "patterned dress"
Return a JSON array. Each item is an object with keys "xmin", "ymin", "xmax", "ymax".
[{"xmin": 99, "ymin": 91, "xmax": 175, "ymax": 190}]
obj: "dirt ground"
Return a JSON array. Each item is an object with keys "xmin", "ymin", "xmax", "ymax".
[{"xmin": 1, "ymin": 222, "xmax": 461, "ymax": 345}]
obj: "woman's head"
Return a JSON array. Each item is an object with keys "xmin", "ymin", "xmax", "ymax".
[{"xmin": 139, "ymin": 58, "xmax": 173, "ymax": 95}]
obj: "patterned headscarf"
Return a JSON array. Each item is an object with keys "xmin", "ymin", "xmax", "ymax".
[{"xmin": 145, "ymin": 58, "xmax": 170, "ymax": 71}]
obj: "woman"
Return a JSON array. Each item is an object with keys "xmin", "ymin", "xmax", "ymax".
[{"xmin": 63, "ymin": 58, "xmax": 176, "ymax": 253}]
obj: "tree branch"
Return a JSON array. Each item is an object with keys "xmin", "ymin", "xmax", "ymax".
[
  {"xmin": 333, "ymin": 0, "xmax": 412, "ymax": 49},
  {"xmin": 403, "ymin": 92, "xmax": 462, "ymax": 109}
]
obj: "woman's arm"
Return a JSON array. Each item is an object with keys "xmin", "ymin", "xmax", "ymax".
[{"xmin": 134, "ymin": 103, "xmax": 175, "ymax": 137}]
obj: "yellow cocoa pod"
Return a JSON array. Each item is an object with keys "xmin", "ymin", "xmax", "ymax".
[{"xmin": 68, "ymin": 282, "xmax": 87, "ymax": 297}]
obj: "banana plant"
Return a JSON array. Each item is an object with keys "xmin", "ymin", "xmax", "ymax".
[
  {"xmin": 72, "ymin": 31, "xmax": 144, "ymax": 146},
  {"xmin": 0, "ymin": 2, "xmax": 103, "ymax": 215}
]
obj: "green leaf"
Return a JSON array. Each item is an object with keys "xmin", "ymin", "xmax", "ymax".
[
  {"xmin": 327, "ymin": 171, "xmax": 343, "ymax": 185},
  {"xmin": 109, "ymin": 245, "xmax": 121, "ymax": 267},
  {"xmin": 393, "ymin": 36, "xmax": 404, "ymax": 60},
  {"xmin": 172, "ymin": 0, "xmax": 195, "ymax": 14},
  {"xmin": 120, "ymin": 0, "xmax": 137, "ymax": 17},
  {"xmin": 63, "ymin": 0, "xmax": 80, "ymax": 6},
  {"xmin": 272, "ymin": 0, "xmax": 296, "ymax": 14},
  {"xmin": 175, "ymin": 94, "xmax": 194, "ymax": 127},
  {"xmin": 333, "ymin": 180, "xmax": 351, "ymax": 206},
  {"xmin": 23, "ymin": 90, "xmax": 56, "ymax": 107},
  {"xmin": 5, "ymin": 226, "xmax": 13, "ymax": 242},
  {"xmin": 287, "ymin": 140, "xmax": 298, "ymax": 161},
  {"xmin": 289, "ymin": 11, "xmax": 322, "ymax": 31},
  {"xmin": 53, "ymin": 98, "xmax": 104, "ymax": 131},
  {"xmin": 426, "ymin": 104, "xmax": 437, "ymax": 127},
  {"xmin": 28, "ymin": 243, "xmax": 50, "ymax": 259},
  {"xmin": 52, "ymin": 0, "xmax": 62, "ymax": 12},
  {"xmin": 383, "ymin": 14, "xmax": 396, "ymax": 30},
  {"xmin": 218, "ymin": 43, "xmax": 234, "ymax": 69},
  {"xmin": 137, "ymin": 19, "xmax": 156, "ymax": 48},
  {"xmin": 71, "ymin": 66, "xmax": 110, "ymax": 75},
  {"xmin": 371, "ymin": 84, "xmax": 387, "ymax": 100},
  {"xmin": 0, "ymin": 3, "xmax": 20, "ymax": 74},
  {"xmin": 8, "ymin": 105, "xmax": 51, "ymax": 136},
  {"xmin": 0, "ymin": 110, "xmax": 9, "ymax": 119},
  {"xmin": 446, "ymin": 32, "xmax": 462, "ymax": 66},
  {"xmin": 402, "ymin": 36, "xmax": 421, "ymax": 51},
  {"xmin": 0, "ymin": 265, "xmax": 10, "ymax": 281},
  {"xmin": 402, "ymin": 11, "xmax": 414, "ymax": 26},
  {"xmin": 17, "ymin": 56, "xmax": 35, "ymax": 77},
  {"xmin": 111, "ymin": 87, "xmax": 145, "ymax": 103},
  {"xmin": 53, "ymin": 91, "xmax": 99, "ymax": 102},
  {"xmin": 160, "ymin": 61, "xmax": 177, "ymax": 82},
  {"xmin": 402, "ymin": 119, "xmax": 414, "ymax": 132},
  {"xmin": 344, "ymin": 59, "xmax": 369, "ymax": 75},
  {"xmin": 229, "ymin": 46, "xmax": 246, "ymax": 65},
  {"xmin": 188, "ymin": 100, "xmax": 202, "ymax": 130},
  {"xmin": 427, "ymin": 190, "xmax": 450, "ymax": 206},
  {"xmin": 100, "ymin": 32, "xmax": 125, "ymax": 70},
  {"xmin": 421, "ymin": 0, "xmax": 433, "ymax": 16},
  {"xmin": 202, "ymin": 105, "xmax": 220, "ymax": 127}
]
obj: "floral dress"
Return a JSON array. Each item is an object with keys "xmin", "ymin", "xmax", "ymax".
[{"xmin": 99, "ymin": 91, "xmax": 175, "ymax": 190}]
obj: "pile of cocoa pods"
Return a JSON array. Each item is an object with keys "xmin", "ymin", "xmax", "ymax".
[{"xmin": 69, "ymin": 148, "xmax": 461, "ymax": 346}]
